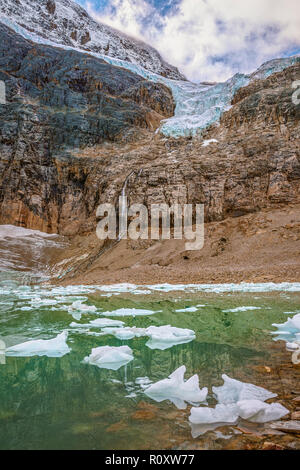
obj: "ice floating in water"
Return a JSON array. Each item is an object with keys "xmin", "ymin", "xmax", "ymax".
[
  {"xmin": 271, "ymin": 313, "xmax": 300, "ymax": 343},
  {"xmin": 70, "ymin": 318, "xmax": 124, "ymax": 329},
  {"xmin": 190, "ymin": 404, "xmax": 239, "ymax": 425},
  {"xmin": 101, "ymin": 308, "xmax": 159, "ymax": 317},
  {"xmin": 67, "ymin": 300, "xmax": 98, "ymax": 320},
  {"xmin": 175, "ymin": 307, "xmax": 199, "ymax": 313},
  {"xmin": 144, "ymin": 365, "xmax": 208, "ymax": 409},
  {"xmin": 99, "ymin": 324, "xmax": 195, "ymax": 350},
  {"xmin": 223, "ymin": 306, "xmax": 261, "ymax": 313},
  {"xmin": 145, "ymin": 325, "xmax": 195, "ymax": 350},
  {"xmin": 189, "ymin": 400, "xmax": 288, "ymax": 426},
  {"xmin": 83, "ymin": 345, "xmax": 134, "ymax": 370},
  {"xmin": 237, "ymin": 400, "xmax": 289, "ymax": 423},
  {"xmin": 213, "ymin": 374, "xmax": 277, "ymax": 404},
  {"xmin": 5, "ymin": 331, "xmax": 70, "ymax": 358}
]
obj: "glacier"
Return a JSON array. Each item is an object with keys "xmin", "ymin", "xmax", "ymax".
[{"xmin": 0, "ymin": 15, "xmax": 298, "ymax": 138}]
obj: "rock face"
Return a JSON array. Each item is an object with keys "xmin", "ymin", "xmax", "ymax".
[
  {"xmin": 0, "ymin": 22, "xmax": 299, "ymax": 245},
  {"xmin": 0, "ymin": 23, "xmax": 175, "ymax": 233},
  {"xmin": 0, "ymin": 0, "xmax": 185, "ymax": 80}
]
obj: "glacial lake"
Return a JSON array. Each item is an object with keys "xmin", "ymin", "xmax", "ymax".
[{"xmin": 0, "ymin": 276, "xmax": 299, "ymax": 450}]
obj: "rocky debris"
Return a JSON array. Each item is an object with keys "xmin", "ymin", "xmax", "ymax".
[
  {"xmin": 269, "ymin": 420, "xmax": 300, "ymax": 434},
  {"xmin": 0, "ymin": 0, "xmax": 185, "ymax": 80}
]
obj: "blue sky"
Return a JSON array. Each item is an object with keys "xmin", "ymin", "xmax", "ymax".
[{"xmin": 77, "ymin": 0, "xmax": 300, "ymax": 82}]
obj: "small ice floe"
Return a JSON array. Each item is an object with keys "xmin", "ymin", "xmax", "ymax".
[
  {"xmin": 271, "ymin": 313, "xmax": 300, "ymax": 343},
  {"xmin": 99, "ymin": 324, "xmax": 196, "ymax": 350},
  {"xmin": 222, "ymin": 306, "xmax": 261, "ymax": 313},
  {"xmin": 145, "ymin": 325, "xmax": 195, "ymax": 350},
  {"xmin": 189, "ymin": 400, "xmax": 289, "ymax": 426},
  {"xmin": 5, "ymin": 331, "xmax": 71, "ymax": 358},
  {"xmin": 175, "ymin": 307, "xmax": 198, "ymax": 313},
  {"xmin": 202, "ymin": 139, "xmax": 218, "ymax": 147},
  {"xmin": 83, "ymin": 345, "xmax": 134, "ymax": 370},
  {"xmin": 101, "ymin": 327, "xmax": 146, "ymax": 341},
  {"xmin": 237, "ymin": 400, "xmax": 289, "ymax": 423},
  {"xmin": 101, "ymin": 308, "xmax": 160, "ymax": 317},
  {"xmin": 213, "ymin": 374, "xmax": 277, "ymax": 404},
  {"xmin": 70, "ymin": 318, "xmax": 125, "ymax": 329},
  {"xmin": 67, "ymin": 300, "xmax": 98, "ymax": 320},
  {"xmin": 190, "ymin": 404, "xmax": 239, "ymax": 425},
  {"xmin": 144, "ymin": 365, "xmax": 208, "ymax": 409}
]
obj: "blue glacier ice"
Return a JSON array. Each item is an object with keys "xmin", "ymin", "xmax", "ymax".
[{"xmin": 1, "ymin": 15, "xmax": 299, "ymax": 138}]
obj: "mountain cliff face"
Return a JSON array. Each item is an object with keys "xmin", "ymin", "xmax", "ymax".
[
  {"xmin": 0, "ymin": 0, "xmax": 185, "ymax": 80},
  {"xmin": 0, "ymin": 1, "xmax": 299, "ymax": 282}
]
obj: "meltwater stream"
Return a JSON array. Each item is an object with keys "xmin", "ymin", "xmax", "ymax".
[{"xmin": 0, "ymin": 225, "xmax": 300, "ymax": 450}]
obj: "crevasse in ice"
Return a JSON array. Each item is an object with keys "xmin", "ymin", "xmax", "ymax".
[
  {"xmin": 1, "ymin": 15, "xmax": 298, "ymax": 138},
  {"xmin": 5, "ymin": 331, "xmax": 71, "ymax": 357},
  {"xmin": 144, "ymin": 365, "xmax": 208, "ymax": 409}
]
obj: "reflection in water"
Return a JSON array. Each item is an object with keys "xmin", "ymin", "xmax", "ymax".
[{"xmin": 0, "ymin": 286, "xmax": 299, "ymax": 449}]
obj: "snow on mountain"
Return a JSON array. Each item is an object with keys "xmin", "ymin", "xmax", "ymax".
[
  {"xmin": 0, "ymin": 0, "xmax": 185, "ymax": 80},
  {"xmin": 0, "ymin": 0, "xmax": 298, "ymax": 138}
]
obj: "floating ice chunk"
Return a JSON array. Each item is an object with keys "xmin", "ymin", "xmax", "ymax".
[
  {"xmin": 98, "ymin": 324, "xmax": 195, "ymax": 350},
  {"xmin": 145, "ymin": 325, "xmax": 195, "ymax": 350},
  {"xmin": 237, "ymin": 400, "xmax": 289, "ymax": 423},
  {"xmin": 272, "ymin": 314, "xmax": 300, "ymax": 343},
  {"xmin": 83, "ymin": 345, "xmax": 133, "ymax": 370},
  {"xmin": 70, "ymin": 318, "xmax": 124, "ymax": 329},
  {"xmin": 144, "ymin": 366, "xmax": 207, "ymax": 409},
  {"xmin": 5, "ymin": 331, "xmax": 70, "ymax": 358},
  {"xmin": 175, "ymin": 307, "xmax": 198, "ymax": 313},
  {"xmin": 223, "ymin": 306, "xmax": 261, "ymax": 313},
  {"xmin": 213, "ymin": 374, "xmax": 277, "ymax": 404},
  {"xmin": 67, "ymin": 300, "xmax": 98, "ymax": 320},
  {"xmin": 202, "ymin": 139, "xmax": 218, "ymax": 147},
  {"xmin": 189, "ymin": 404, "xmax": 239, "ymax": 425},
  {"xmin": 101, "ymin": 308, "xmax": 159, "ymax": 317},
  {"xmin": 286, "ymin": 342, "xmax": 300, "ymax": 351}
]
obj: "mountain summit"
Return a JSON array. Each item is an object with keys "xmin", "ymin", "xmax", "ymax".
[{"xmin": 0, "ymin": 0, "xmax": 185, "ymax": 80}]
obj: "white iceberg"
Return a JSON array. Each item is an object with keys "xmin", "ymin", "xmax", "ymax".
[
  {"xmin": 144, "ymin": 365, "xmax": 208, "ymax": 409},
  {"xmin": 83, "ymin": 345, "xmax": 134, "ymax": 370},
  {"xmin": 67, "ymin": 300, "xmax": 98, "ymax": 320},
  {"xmin": 237, "ymin": 400, "xmax": 289, "ymax": 423},
  {"xmin": 98, "ymin": 324, "xmax": 195, "ymax": 350},
  {"xmin": 70, "ymin": 318, "xmax": 125, "ymax": 329},
  {"xmin": 213, "ymin": 374, "xmax": 277, "ymax": 404},
  {"xmin": 145, "ymin": 325, "xmax": 195, "ymax": 350},
  {"xmin": 101, "ymin": 308, "xmax": 159, "ymax": 317},
  {"xmin": 272, "ymin": 313, "xmax": 300, "ymax": 343},
  {"xmin": 102, "ymin": 327, "xmax": 146, "ymax": 340},
  {"xmin": 190, "ymin": 404, "xmax": 239, "ymax": 425},
  {"xmin": 5, "ymin": 331, "xmax": 71, "ymax": 358}
]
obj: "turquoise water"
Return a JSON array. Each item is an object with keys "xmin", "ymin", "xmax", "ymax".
[{"xmin": 0, "ymin": 276, "xmax": 299, "ymax": 449}]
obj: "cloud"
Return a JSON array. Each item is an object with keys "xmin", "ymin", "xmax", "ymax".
[{"xmin": 83, "ymin": 0, "xmax": 300, "ymax": 82}]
